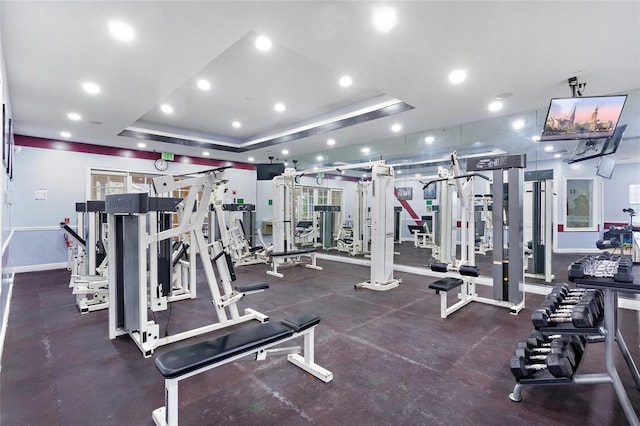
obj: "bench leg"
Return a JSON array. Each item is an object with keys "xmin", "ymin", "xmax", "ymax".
[
  {"xmin": 439, "ymin": 291, "xmax": 448, "ymax": 319},
  {"xmin": 287, "ymin": 328, "xmax": 333, "ymax": 383},
  {"xmin": 304, "ymin": 254, "xmax": 323, "ymax": 271},
  {"xmin": 152, "ymin": 377, "xmax": 179, "ymax": 426}
]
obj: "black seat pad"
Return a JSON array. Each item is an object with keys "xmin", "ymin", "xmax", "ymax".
[
  {"xmin": 155, "ymin": 323, "xmax": 293, "ymax": 379},
  {"xmin": 271, "ymin": 248, "xmax": 317, "ymax": 256},
  {"xmin": 429, "ymin": 277, "xmax": 463, "ymax": 291}
]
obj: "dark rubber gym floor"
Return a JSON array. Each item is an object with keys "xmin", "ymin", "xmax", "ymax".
[{"xmin": 2, "ymin": 246, "xmax": 639, "ymax": 425}]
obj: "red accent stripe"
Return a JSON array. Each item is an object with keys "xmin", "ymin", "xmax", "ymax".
[
  {"xmin": 14, "ymin": 134, "xmax": 256, "ymax": 170},
  {"xmin": 394, "ymin": 187, "xmax": 421, "ymax": 225}
]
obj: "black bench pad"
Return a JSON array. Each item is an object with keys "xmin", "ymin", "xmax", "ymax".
[
  {"xmin": 280, "ymin": 313, "xmax": 320, "ymax": 333},
  {"xmin": 429, "ymin": 277, "xmax": 463, "ymax": 292},
  {"xmin": 155, "ymin": 323, "xmax": 293, "ymax": 379},
  {"xmin": 235, "ymin": 283, "xmax": 269, "ymax": 293},
  {"xmin": 271, "ymin": 248, "xmax": 317, "ymax": 257}
]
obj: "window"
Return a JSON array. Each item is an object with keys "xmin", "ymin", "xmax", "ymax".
[{"xmin": 564, "ymin": 178, "xmax": 600, "ymax": 231}]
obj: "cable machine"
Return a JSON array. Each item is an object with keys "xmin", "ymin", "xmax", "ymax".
[{"xmin": 524, "ymin": 169, "xmax": 555, "ymax": 283}]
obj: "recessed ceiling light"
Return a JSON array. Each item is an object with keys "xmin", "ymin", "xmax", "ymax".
[
  {"xmin": 327, "ymin": 138, "xmax": 336, "ymax": 146},
  {"xmin": 197, "ymin": 79, "xmax": 211, "ymax": 91},
  {"xmin": 362, "ymin": 147, "xmax": 370, "ymax": 154},
  {"xmin": 372, "ymin": 5, "xmax": 397, "ymax": 33},
  {"xmin": 137, "ymin": 142, "xmax": 146, "ymax": 148},
  {"xmin": 108, "ymin": 20, "xmax": 134, "ymax": 42},
  {"xmin": 544, "ymin": 145, "xmax": 554, "ymax": 152},
  {"xmin": 339, "ymin": 75, "xmax": 353, "ymax": 87},
  {"xmin": 362, "ymin": 173, "xmax": 367, "ymax": 178},
  {"xmin": 512, "ymin": 119, "xmax": 525, "ymax": 130},
  {"xmin": 488, "ymin": 100, "xmax": 503, "ymax": 112},
  {"xmin": 274, "ymin": 102, "xmax": 286, "ymax": 112},
  {"xmin": 282, "ymin": 149, "xmax": 289, "ymax": 155},
  {"xmin": 255, "ymin": 35, "xmax": 272, "ymax": 51},
  {"xmin": 82, "ymin": 81, "xmax": 101, "ymax": 95},
  {"xmin": 554, "ymin": 154, "xmax": 562, "ymax": 158},
  {"xmin": 449, "ymin": 69, "xmax": 467, "ymax": 84},
  {"xmin": 284, "ymin": 161, "xmax": 288, "ymax": 167},
  {"xmin": 415, "ymin": 173, "xmax": 421, "ymax": 178},
  {"xmin": 60, "ymin": 131, "xmax": 71, "ymax": 138},
  {"xmin": 424, "ymin": 135, "xmax": 435, "ymax": 144},
  {"xmin": 391, "ymin": 123, "xmax": 402, "ymax": 132},
  {"xmin": 67, "ymin": 112, "xmax": 82, "ymax": 121},
  {"xmin": 248, "ymin": 157, "xmax": 255, "ymax": 162},
  {"xmin": 313, "ymin": 166, "xmax": 318, "ymax": 171},
  {"xmin": 317, "ymin": 155, "xmax": 323, "ymax": 161},
  {"xmin": 160, "ymin": 104, "xmax": 174, "ymax": 114},
  {"xmin": 397, "ymin": 170, "xmax": 402, "ymax": 175},
  {"xmin": 203, "ymin": 151, "xmax": 210, "ymax": 156},
  {"xmin": 232, "ymin": 121, "xmax": 241, "ymax": 128},
  {"xmin": 532, "ymin": 135, "xmax": 541, "ymax": 142}
]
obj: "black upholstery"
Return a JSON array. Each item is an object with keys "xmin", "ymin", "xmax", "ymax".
[
  {"xmin": 271, "ymin": 248, "xmax": 317, "ymax": 257},
  {"xmin": 155, "ymin": 323, "xmax": 293, "ymax": 379},
  {"xmin": 235, "ymin": 283, "xmax": 269, "ymax": 293},
  {"xmin": 280, "ymin": 313, "xmax": 320, "ymax": 332},
  {"xmin": 429, "ymin": 277, "xmax": 463, "ymax": 292},
  {"xmin": 430, "ymin": 262, "xmax": 448, "ymax": 273},
  {"xmin": 154, "ymin": 314, "xmax": 321, "ymax": 379}
]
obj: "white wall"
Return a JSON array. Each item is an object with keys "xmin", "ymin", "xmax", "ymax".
[{"xmin": 9, "ymin": 146, "xmax": 257, "ymax": 269}]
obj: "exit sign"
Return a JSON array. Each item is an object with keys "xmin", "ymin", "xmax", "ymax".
[{"xmin": 162, "ymin": 152, "xmax": 174, "ymax": 161}]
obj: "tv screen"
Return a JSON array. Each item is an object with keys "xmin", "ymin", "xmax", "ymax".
[
  {"xmin": 397, "ymin": 187, "xmax": 413, "ymax": 201},
  {"xmin": 597, "ymin": 156, "xmax": 616, "ymax": 179},
  {"xmin": 256, "ymin": 163, "xmax": 285, "ymax": 180},
  {"xmin": 540, "ymin": 95, "xmax": 627, "ymax": 141},
  {"xmin": 568, "ymin": 123, "xmax": 627, "ymax": 164},
  {"xmin": 423, "ymin": 183, "xmax": 437, "ymax": 200}
]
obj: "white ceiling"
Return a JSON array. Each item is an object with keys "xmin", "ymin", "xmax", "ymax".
[{"xmin": 1, "ymin": 1, "xmax": 639, "ymax": 173}]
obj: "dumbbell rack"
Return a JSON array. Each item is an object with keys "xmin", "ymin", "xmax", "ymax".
[{"xmin": 509, "ymin": 277, "xmax": 640, "ymax": 426}]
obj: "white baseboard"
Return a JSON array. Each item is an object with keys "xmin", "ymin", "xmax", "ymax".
[{"xmin": 9, "ymin": 262, "xmax": 68, "ymax": 274}]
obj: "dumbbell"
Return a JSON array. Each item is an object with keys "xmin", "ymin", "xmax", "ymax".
[
  {"xmin": 543, "ymin": 292, "xmax": 603, "ymax": 318},
  {"xmin": 531, "ymin": 302, "xmax": 596, "ymax": 328},
  {"xmin": 524, "ymin": 333, "xmax": 587, "ymax": 358},
  {"xmin": 549, "ymin": 284, "xmax": 604, "ymax": 305},
  {"xmin": 510, "ymin": 344, "xmax": 577, "ymax": 379}
]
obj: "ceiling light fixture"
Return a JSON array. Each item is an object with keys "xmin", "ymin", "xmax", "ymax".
[
  {"xmin": 274, "ymin": 102, "xmax": 286, "ymax": 112},
  {"xmin": 391, "ymin": 123, "xmax": 402, "ymax": 132},
  {"xmin": 362, "ymin": 147, "xmax": 370, "ymax": 154},
  {"xmin": 327, "ymin": 138, "xmax": 336, "ymax": 146},
  {"xmin": 282, "ymin": 149, "xmax": 289, "ymax": 155},
  {"xmin": 424, "ymin": 135, "xmax": 435, "ymax": 144},
  {"xmin": 197, "ymin": 79, "xmax": 211, "ymax": 91},
  {"xmin": 232, "ymin": 121, "xmax": 241, "ymax": 128},
  {"xmin": 512, "ymin": 119, "xmax": 525, "ymax": 130},
  {"xmin": 397, "ymin": 170, "xmax": 402, "ymax": 175},
  {"xmin": 372, "ymin": 5, "xmax": 397, "ymax": 33},
  {"xmin": 160, "ymin": 104, "xmax": 174, "ymax": 114},
  {"xmin": 554, "ymin": 153, "xmax": 562, "ymax": 158},
  {"xmin": 544, "ymin": 145, "xmax": 554, "ymax": 152},
  {"xmin": 67, "ymin": 112, "xmax": 82, "ymax": 121},
  {"xmin": 248, "ymin": 157, "xmax": 255, "ymax": 162},
  {"xmin": 532, "ymin": 135, "xmax": 541, "ymax": 142},
  {"xmin": 60, "ymin": 131, "xmax": 71, "ymax": 138},
  {"xmin": 339, "ymin": 75, "xmax": 353, "ymax": 87},
  {"xmin": 108, "ymin": 20, "xmax": 134, "ymax": 42},
  {"xmin": 255, "ymin": 35, "xmax": 272, "ymax": 51},
  {"xmin": 317, "ymin": 155, "xmax": 323, "ymax": 161},
  {"xmin": 203, "ymin": 151, "xmax": 210, "ymax": 156},
  {"xmin": 488, "ymin": 100, "xmax": 503, "ymax": 112},
  {"xmin": 449, "ymin": 69, "xmax": 467, "ymax": 84},
  {"xmin": 82, "ymin": 81, "xmax": 101, "ymax": 95},
  {"xmin": 137, "ymin": 142, "xmax": 146, "ymax": 148}
]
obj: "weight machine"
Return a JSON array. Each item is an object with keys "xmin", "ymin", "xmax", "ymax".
[
  {"xmin": 524, "ymin": 169, "xmax": 555, "ymax": 282},
  {"xmin": 337, "ymin": 181, "xmax": 370, "ymax": 256},
  {"xmin": 314, "ymin": 205, "xmax": 341, "ymax": 250},
  {"xmin": 426, "ymin": 152, "xmax": 525, "ymax": 316},
  {"xmin": 209, "ymin": 194, "xmax": 269, "ymax": 267},
  {"xmin": 106, "ymin": 167, "xmax": 268, "ymax": 357},
  {"xmin": 60, "ymin": 201, "xmax": 110, "ymax": 313},
  {"xmin": 474, "ymin": 195, "xmax": 493, "ymax": 255}
]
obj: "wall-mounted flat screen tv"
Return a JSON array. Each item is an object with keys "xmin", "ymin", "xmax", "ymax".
[
  {"xmin": 423, "ymin": 183, "xmax": 437, "ymax": 200},
  {"xmin": 256, "ymin": 163, "xmax": 285, "ymax": 180},
  {"xmin": 397, "ymin": 187, "xmax": 413, "ymax": 201},
  {"xmin": 540, "ymin": 95, "xmax": 627, "ymax": 141}
]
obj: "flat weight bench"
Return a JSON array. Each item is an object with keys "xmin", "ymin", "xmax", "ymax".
[
  {"xmin": 267, "ymin": 248, "xmax": 323, "ymax": 278},
  {"xmin": 152, "ymin": 313, "xmax": 333, "ymax": 426},
  {"xmin": 429, "ymin": 262, "xmax": 480, "ymax": 319}
]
